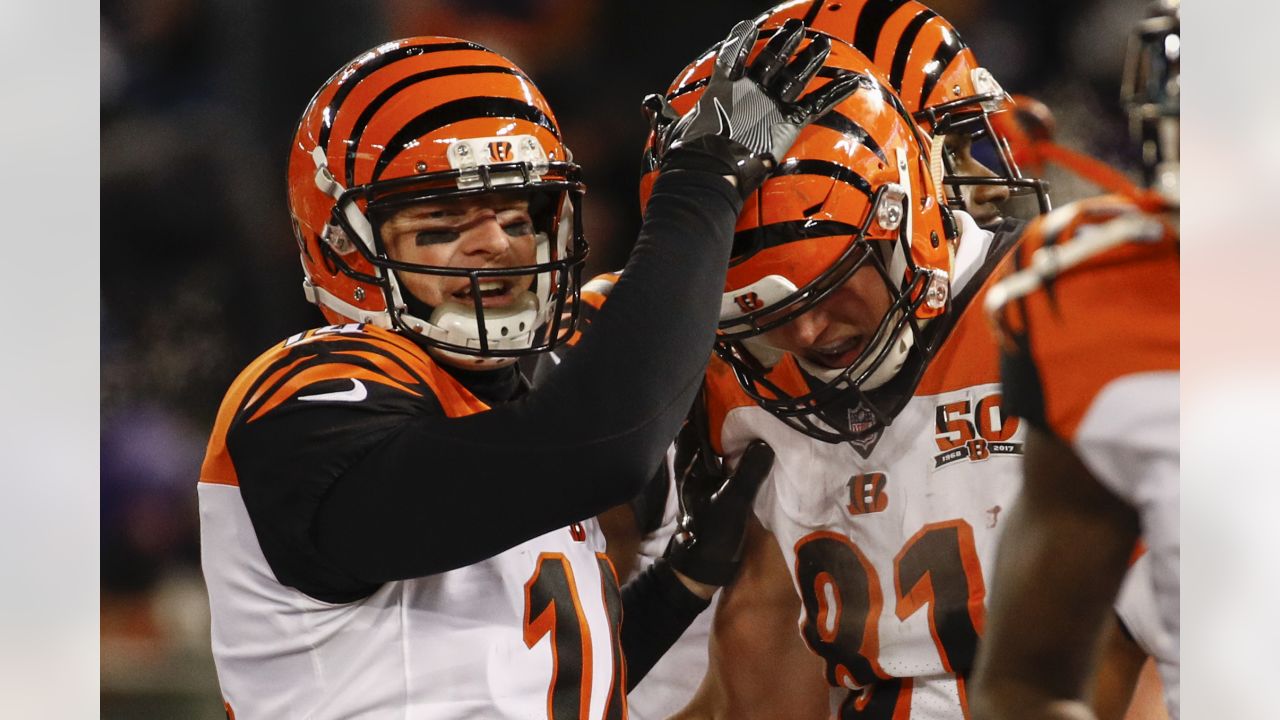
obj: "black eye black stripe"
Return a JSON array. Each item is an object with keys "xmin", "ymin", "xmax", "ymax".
[
  {"xmin": 854, "ymin": 0, "xmax": 911, "ymax": 59},
  {"xmin": 317, "ymin": 41, "xmax": 488, "ymax": 151},
  {"xmin": 889, "ymin": 9, "xmax": 938, "ymax": 92},
  {"xmin": 344, "ymin": 65, "xmax": 527, "ymax": 186},
  {"xmin": 917, "ymin": 27, "xmax": 965, "ymax": 112},
  {"xmin": 372, "ymin": 97, "xmax": 559, "ymax": 183}
]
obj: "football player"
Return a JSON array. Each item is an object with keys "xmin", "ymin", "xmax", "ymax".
[
  {"xmin": 615, "ymin": 5, "xmax": 1053, "ymax": 717},
  {"xmin": 757, "ymin": 0, "xmax": 1052, "ymax": 228},
  {"xmin": 626, "ymin": 24, "xmax": 1164, "ymax": 720},
  {"xmin": 197, "ymin": 26, "xmax": 857, "ymax": 719},
  {"xmin": 971, "ymin": 1, "xmax": 1180, "ymax": 718}
]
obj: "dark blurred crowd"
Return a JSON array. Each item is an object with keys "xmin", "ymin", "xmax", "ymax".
[{"xmin": 99, "ymin": 0, "xmax": 1148, "ymax": 713}]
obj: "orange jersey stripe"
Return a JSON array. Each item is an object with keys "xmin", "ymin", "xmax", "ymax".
[
  {"xmin": 989, "ymin": 196, "xmax": 1179, "ymax": 440},
  {"xmin": 199, "ymin": 324, "xmax": 489, "ymax": 487}
]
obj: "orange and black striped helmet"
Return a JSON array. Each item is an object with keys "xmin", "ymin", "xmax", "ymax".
[
  {"xmin": 757, "ymin": 0, "xmax": 1051, "ymax": 219},
  {"xmin": 640, "ymin": 34, "xmax": 954, "ymax": 442},
  {"xmin": 286, "ymin": 38, "xmax": 587, "ymax": 365}
]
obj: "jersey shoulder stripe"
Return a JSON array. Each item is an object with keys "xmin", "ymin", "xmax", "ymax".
[
  {"xmin": 986, "ymin": 196, "xmax": 1179, "ymax": 440},
  {"xmin": 200, "ymin": 324, "xmax": 486, "ymax": 487}
]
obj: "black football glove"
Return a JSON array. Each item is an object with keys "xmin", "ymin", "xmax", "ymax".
[
  {"xmin": 665, "ymin": 393, "xmax": 775, "ymax": 587},
  {"xmin": 656, "ymin": 18, "xmax": 862, "ymax": 198}
]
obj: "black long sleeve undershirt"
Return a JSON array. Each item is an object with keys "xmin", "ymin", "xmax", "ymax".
[
  {"xmin": 619, "ymin": 559, "xmax": 713, "ymax": 690},
  {"xmin": 310, "ymin": 170, "xmax": 740, "ymax": 585}
]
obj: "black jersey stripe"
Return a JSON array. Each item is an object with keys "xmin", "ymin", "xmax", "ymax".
[
  {"xmin": 317, "ymin": 41, "xmax": 489, "ymax": 151},
  {"xmin": 917, "ymin": 28, "xmax": 965, "ymax": 112},
  {"xmin": 343, "ymin": 65, "xmax": 527, "ymax": 186},
  {"xmin": 732, "ymin": 219, "xmax": 863, "ymax": 258},
  {"xmin": 889, "ymin": 9, "xmax": 937, "ymax": 92},
  {"xmin": 853, "ymin": 0, "xmax": 910, "ymax": 57},
  {"xmin": 772, "ymin": 157, "xmax": 874, "ymax": 197},
  {"xmin": 238, "ymin": 335, "xmax": 434, "ymax": 421},
  {"xmin": 372, "ymin": 97, "xmax": 559, "ymax": 183}
]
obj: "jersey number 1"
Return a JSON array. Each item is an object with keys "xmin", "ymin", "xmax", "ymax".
[{"xmin": 523, "ymin": 552, "xmax": 626, "ymax": 720}]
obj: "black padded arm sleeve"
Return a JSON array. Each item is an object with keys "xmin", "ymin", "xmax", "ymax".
[
  {"xmin": 619, "ymin": 559, "xmax": 712, "ymax": 691},
  {"xmin": 311, "ymin": 170, "xmax": 740, "ymax": 586}
]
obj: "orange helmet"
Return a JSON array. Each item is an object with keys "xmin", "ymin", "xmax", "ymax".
[
  {"xmin": 757, "ymin": 0, "xmax": 1050, "ymax": 218},
  {"xmin": 287, "ymin": 37, "xmax": 587, "ymax": 366},
  {"xmin": 641, "ymin": 34, "xmax": 954, "ymax": 442}
]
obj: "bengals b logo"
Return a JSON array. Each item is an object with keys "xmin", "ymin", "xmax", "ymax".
[
  {"xmin": 734, "ymin": 291, "xmax": 763, "ymax": 313},
  {"xmin": 846, "ymin": 473, "xmax": 888, "ymax": 515},
  {"xmin": 489, "ymin": 141, "xmax": 514, "ymax": 162}
]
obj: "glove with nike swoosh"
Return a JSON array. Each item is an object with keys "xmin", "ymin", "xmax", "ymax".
[{"xmin": 658, "ymin": 18, "xmax": 862, "ymax": 198}]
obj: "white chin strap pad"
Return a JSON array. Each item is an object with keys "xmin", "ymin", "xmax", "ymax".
[{"xmin": 412, "ymin": 291, "xmax": 541, "ymax": 367}]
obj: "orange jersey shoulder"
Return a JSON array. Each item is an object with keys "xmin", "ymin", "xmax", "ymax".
[
  {"xmin": 200, "ymin": 323, "xmax": 487, "ymax": 487},
  {"xmin": 563, "ymin": 271, "xmax": 621, "ymax": 346},
  {"xmin": 986, "ymin": 196, "xmax": 1179, "ymax": 440}
]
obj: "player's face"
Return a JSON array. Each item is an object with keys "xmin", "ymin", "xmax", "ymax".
[
  {"xmin": 759, "ymin": 265, "xmax": 894, "ymax": 370},
  {"xmin": 946, "ymin": 133, "xmax": 1010, "ymax": 226},
  {"xmin": 380, "ymin": 195, "xmax": 538, "ymax": 308}
]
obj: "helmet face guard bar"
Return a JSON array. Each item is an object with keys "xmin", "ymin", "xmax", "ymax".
[
  {"xmin": 713, "ymin": 185, "xmax": 947, "ymax": 443},
  {"xmin": 1122, "ymin": 5, "xmax": 1179, "ymax": 196},
  {"xmin": 719, "ymin": 183, "xmax": 904, "ymax": 341},
  {"xmin": 920, "ymin": 96, "xmax": 1053, "ymax": 217},
  {"xmin": 324, "ymin": 161, "xmax": 589, "ymax": 358},
  {"xmin": 715, "ymin": 258, "xmax": 937, "ymax": 444}
]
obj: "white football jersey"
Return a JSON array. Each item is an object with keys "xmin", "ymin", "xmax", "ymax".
[
  {"xmin": 201, "ymin": 485, "xmax": 624, "ymax": 720},
  {"xmin": 704, "ymin": 222, "xmax": 1025, "ymax": 719},
  {"xmin": 198, "ymin": 324, "xmax": 627, "ymax": 720}
]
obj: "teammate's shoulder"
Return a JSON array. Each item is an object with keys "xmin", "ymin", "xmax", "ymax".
[
  {"xmin": 700, "ymin": 354, "xmax": 765, "ymax": 455},
  {"xmin": 988, "ymin": 194, "xmax": 1176, "ymax": 317},
  {"xmin": 582, "ymin": 271, "xmax": 622, "ymax": 301}
]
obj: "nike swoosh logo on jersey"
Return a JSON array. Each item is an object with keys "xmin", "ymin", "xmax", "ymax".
[{"xmin": 298, "ymin": 378, "xmax": 368, "ymax": 403}]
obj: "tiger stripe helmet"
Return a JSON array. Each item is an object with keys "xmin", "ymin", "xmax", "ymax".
[
  {"xmin": 757, "ymin": 0, "xmax": 1051, "ymax": 217},
  {"xmin": 641, "ymin": 34, "xmax": 955, "ymax": 442},
  {"xmin": 286, "ymin": 38, "xmax": 587, "ymax": 365}
]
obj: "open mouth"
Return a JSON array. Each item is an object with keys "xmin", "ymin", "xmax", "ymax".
[
  {"xmin": 452, "ymin": 279, "xmax": 519, "ymax": 307},
  {"xmin": 805, "ymin": 335, "xmax": 866, "ymax": 369}
]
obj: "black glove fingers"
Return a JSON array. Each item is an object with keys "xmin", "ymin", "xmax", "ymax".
[
  {"xmin": 748, "ymin": 18, "xmax": 805, "ymax": 86},
  {"xmin": 775, "ymin": 34, "xmax": 832, "ymax": 104},
  {"xmin": 642, "ymin": 93, "xmax": 679, "ymax": 127},
  {"xmin": 795, "ymin": 73, "xmax": 864, "ymax": 123},
  {"xmin": 727, "ymin": 441, "xmax": 775, "ymax": 501},
  {"xmin": 715, "ymin": 20, "xmax": 759, "ymax": 81}
]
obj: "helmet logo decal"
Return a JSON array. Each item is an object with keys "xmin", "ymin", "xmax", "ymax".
[
  {"xmin": 488, "ymin": 141, "xmax": 514, "ymax": 162},
  {"xmin": 733, "ymin": 291, "xmax": 764, "ymax": 314}
]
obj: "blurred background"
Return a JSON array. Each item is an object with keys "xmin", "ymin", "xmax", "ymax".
[{"xmin": 99, "ymin": 0, "xmax": 1153, "ymax": 716}]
